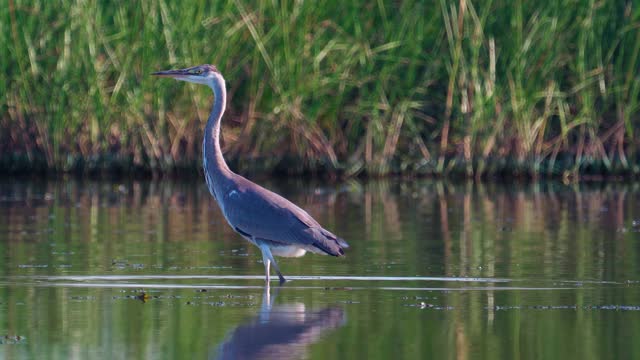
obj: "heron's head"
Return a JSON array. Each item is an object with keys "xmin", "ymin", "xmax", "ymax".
[{"xmin": 152, "ymin": 64, "xmax": 221, "ymax": 86}]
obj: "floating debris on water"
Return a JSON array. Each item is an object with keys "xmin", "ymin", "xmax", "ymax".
[
  {"xmin": 587, "ymin": 305, "xmax": 640, "ymax": 311},
  {"xmin": 111, "ymin": 259, "xmax": 129, "ymax": 269},
  {"xmin": 111, "ymin": 291, "xmax": 158, "ymax": 303},
  {"xmin": 18, "ymin": 264, "xmax": 48, "ymax": 268},
  {"xmin": 185, "ymin": 300, "xmax": 256, "ymax": 307},
  {"xmin": 404, "ymin": 302, "xmax": 444, "ymax": 309},
  {"xmin": 419, "ymin": 302, "xmax": 434, "ymax": 309},
  {"xmin": 487, "ymin": 304, "xmax": 640, "ymax": 311},
  {"xmin": 401, "ymin": 296, "xmax": 433, "ymax": 300},
  {"xmin": 220, "ymin": 294, "xmax": 254, "ymax": 299},
  {"xmin": 0, "ymin": 335, "xmax": 26, "ymax": 344},
  {"xmin": 338, "ymin": 300, "xmax": 360, "ymax": 304},
  {"xmin": 136, "ymin": 292, "xmax": 150, "ymax": 303},
  {"xmin": 205, "ymin": 301, "xmax": 226, "ymax": 306}
]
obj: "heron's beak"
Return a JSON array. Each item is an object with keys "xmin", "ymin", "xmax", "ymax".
[{"xmin": 151, "ymin": 68, "xmax": 190, "ymax": 78}]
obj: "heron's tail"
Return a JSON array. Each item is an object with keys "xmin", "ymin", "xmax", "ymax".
[{"xmin": 307, "ymin": 228, "xmax": 348, "ymax": 257}]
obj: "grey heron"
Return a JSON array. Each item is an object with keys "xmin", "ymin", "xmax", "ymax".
[{"xmin": 153, "ymin": 64, "xmax": 349, "ymax": 285}]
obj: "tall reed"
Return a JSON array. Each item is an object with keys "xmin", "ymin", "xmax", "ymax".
[{"xmin": 1, "ymin": 0, "xmax": 639, "ymax": 177}]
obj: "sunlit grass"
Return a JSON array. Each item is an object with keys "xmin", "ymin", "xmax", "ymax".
[{"xmin": 1, "ymin": 0, "xmax": 639, "ymax": 177}]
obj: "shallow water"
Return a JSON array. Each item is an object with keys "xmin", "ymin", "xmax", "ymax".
[{"xmin": 1, "ymin": 178, "xmax": 640, "ymax": 359}]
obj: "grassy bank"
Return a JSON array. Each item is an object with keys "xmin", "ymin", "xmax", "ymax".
[{"xmin": 1, "ymin": 0, "xmax": 639, "ymax": 178}]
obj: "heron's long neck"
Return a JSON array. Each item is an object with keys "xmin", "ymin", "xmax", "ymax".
[{"xmin": 204, "ymin": 75, "xmax": 231, "ymax": 179}]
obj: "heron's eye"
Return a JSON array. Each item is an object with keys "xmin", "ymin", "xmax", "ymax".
[{"xmin": 191, "ymin": 69, "xmax": 203, "ymax": 75}]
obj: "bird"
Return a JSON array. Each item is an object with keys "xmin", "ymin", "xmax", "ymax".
[{"xmin": 152, "ymin": 64, "xmax": 349, "ymax": 285}]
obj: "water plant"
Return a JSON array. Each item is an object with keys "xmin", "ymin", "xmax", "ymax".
[{"xmin": 1, "ymin": 0, "xmax": 638, "ymax": 177}]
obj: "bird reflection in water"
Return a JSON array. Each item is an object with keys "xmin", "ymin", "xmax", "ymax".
[{"xmin": 214, "ymin": 287, "xmax": 345, "ymax": 360}]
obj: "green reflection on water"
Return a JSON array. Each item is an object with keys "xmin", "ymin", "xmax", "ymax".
[{"xmin": 1, "ymin": 179, "xmax": 640, "ymax": 359}]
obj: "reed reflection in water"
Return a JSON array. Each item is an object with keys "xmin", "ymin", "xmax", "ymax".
[
  {"xmin": 1, "ymin": 179, "xmax": 640, "ymax": 281},
  {"xmin": 1, "ymin": 178, "xmax": 640, "ymax": 359}
]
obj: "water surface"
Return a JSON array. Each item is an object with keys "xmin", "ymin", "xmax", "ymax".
[{"xmin": 1, "ymin": 178, "xmax": 640, "ymax": 359}]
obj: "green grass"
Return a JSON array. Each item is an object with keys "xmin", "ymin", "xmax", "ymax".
[{"xmin": 1, "ymin": 0, "xmax": 639, "ymax": 178}]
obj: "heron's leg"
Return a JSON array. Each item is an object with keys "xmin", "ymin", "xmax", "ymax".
[
  {"xmin": 260, "ymin": 249, "xmax": 271, "ymax": 284},
  {"xmin": 273, "ymin": 262, "xmax": 286, "ymax": 285},
  {"xmin": 258, "ymin": 243, "xmax": 287, "ymax": 285}
]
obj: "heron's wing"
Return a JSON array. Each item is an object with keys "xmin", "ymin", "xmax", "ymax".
[{"xmin": 223, "ymin": 177, "xmax": 347, "ymax": 256}]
